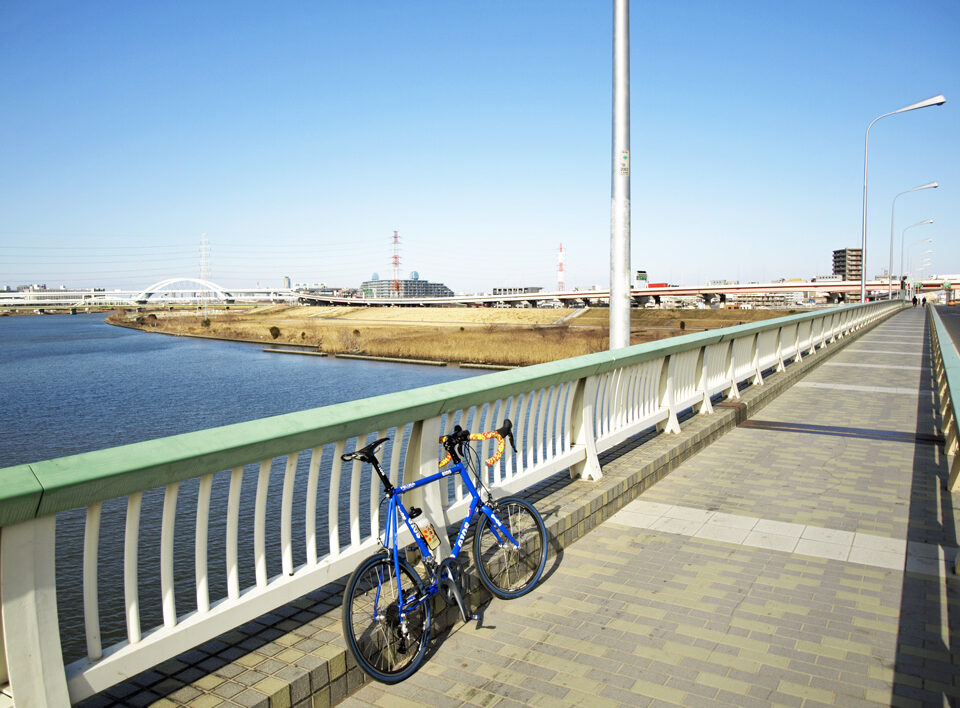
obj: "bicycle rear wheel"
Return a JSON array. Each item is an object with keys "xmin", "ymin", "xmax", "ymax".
[
  {"xmin": 474, "ymin": 497, "xmax": 548, "ymax": 599},
  {"xmin": 342, "ymin": 553, "xmax": 432, "ymax": 683}
]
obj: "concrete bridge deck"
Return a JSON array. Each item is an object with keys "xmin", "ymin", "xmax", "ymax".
[{"xmin": 82, "ymin": 307, "xmax": 959, "ymax": 708}]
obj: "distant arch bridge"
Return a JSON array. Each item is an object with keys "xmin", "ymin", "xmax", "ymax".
[{"xmin": 132, "ymin": 278, "xmax": 235, "ymax": 304}]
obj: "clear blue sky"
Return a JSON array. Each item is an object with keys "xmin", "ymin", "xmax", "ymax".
[{"xmin": 1, "ymin": 1, "xmax": 957, "ymax": 292}]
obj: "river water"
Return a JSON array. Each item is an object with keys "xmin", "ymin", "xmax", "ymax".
[
  {"xmin": 0, "ymin": 314, "xmax": 481, "ymax": 467},
  {"xmin": 0, "ymin": 313, "xmax": 484, "ymax": 664}
]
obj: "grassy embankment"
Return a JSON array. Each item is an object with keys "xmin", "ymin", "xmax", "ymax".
[{"xmin": 109, "ymin": 305, "xmax": 786, "ymax": 367}]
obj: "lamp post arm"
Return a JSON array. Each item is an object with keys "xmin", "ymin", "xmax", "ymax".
[{"xmin": 861, "ymin": 111, "xmax": 896, "ymax": 303}]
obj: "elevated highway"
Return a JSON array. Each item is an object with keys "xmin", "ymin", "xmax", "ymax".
[
  {"xmin": 297, "ymin": 278, "xmax": 960, "ymax": 308},
  {"xmin": 4, "ymin": 277, "xmax": 958, "ymax": 310}
]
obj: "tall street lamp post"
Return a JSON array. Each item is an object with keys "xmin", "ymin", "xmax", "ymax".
[
  {"xmin": 860, "ymin": 94, "xmax": 945, "ymax": 303},
  {"xmin": 902, "ymin": 223, "xmax": 933, "ymax": 298},
  {"xmin": 889, "ymin": 182, "xmax": 937, "ymax": 299},
  {"xmin": 609, "ymin": 0, "xmax": 631, "ymax": 350}
]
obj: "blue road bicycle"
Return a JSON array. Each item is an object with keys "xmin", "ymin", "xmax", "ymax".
[{"xmin": 340, "ymin": 419, "xmax": 548, "ymax": 683}]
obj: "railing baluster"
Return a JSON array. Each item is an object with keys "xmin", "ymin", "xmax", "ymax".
[
  {"xmin": 281, "ymin": 453, "xmax": 299, "ymax": 577},
  {"xmin": 83, "ymin": 502, "xmax": 102, "ymax": 661},
  {"xmin": 124, "ymin": 492, "xmax": 142, "ymax": 644},
  {"xmin": 562, "ymin": 380, "xmax": 576, "ymax": 454},
  {"xmin": 513, "ymin": 392, "xmax": 530, "ymax": 475},
  {"xmin": 526, "ymin": 390, "xmax": 541, "ymax": 470},
  {"xmin": 389, "ymin": 428, "xmax": 403, "ymax": 487},
  {"xmin": 254, "ymin": 459, "xmax": 271, "ymax": 588},
  {"xmin": 551, "ymin": 385, "xmax": 564, "ymax": 461},
  {"xmin": 160, "ymin": 483, "xmax": 179, "ymax": 628},
  {"xmin": 372, "ymin": 429, "xmax": 389, "ymax": 536},
  {"xmin": 226, "ymin": 467, "xmax": 243, "ymax": 600},
  {"xmin": 350, "ymin": 435, "xmax": 367, "ymax": 548},
  {"xmin": 537, "ymin": 387, "xmax": 550, "ymax": 464},
  {"xmin": 595, "ymin": 373, "xmax": 607, "ymax": 438},
  {"xmin": 328, "ymin": 440, "xmax": 345, "ymax": 557},
  {"xmin": 195, "ymin": 474, "xmax": 213, "ymax": 613},
  {"xmin": 627, "ymin": 363, "xmax": 640, "ymax": 425},
  {"xmin": 306, "ymin": 447, "xmax": 323, "ymax": 565},
  {"xmin": 504, "ymin": 397, "xmax": 518, "ymax": 480}
]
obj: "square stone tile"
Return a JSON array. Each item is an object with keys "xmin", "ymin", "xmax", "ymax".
[
  {"xmin": 609, "ymin": 511, "xmax": 662, "ymax": 528},
  {"xmin": 742, "ymin": 531, "xmax": 799, "ymax": 553},
  {"xmin": 801, "ymin": 526, "xmax": 854, "ymax": 546},
  {"xmin": 753, "ymin": 519, "xmax": 804, "ymax": 539},
  {"xmin": 649, "ymin": 515, "xmax": 705, "ymax": 536},
  {"xmin": 847, "ymin": 546, "xmax": 904, "ymax": 570},
  {"xmin": 853, "ymin": 533, "xmax": 906, "ymax": 554},
  {"xmin": 906, "ymin": 541, "xmax": 944, "ymax": 560},
  {"xmin": 694, "ymin": 522, "xmax": 750, "ymax": 545},
  {"xmin": 708, "ymin": 512, "xmax": 759, "ymax": 530},
  {"xmin": 662, "ymin": 506, "xmax": 715, "ymax": 523},
  {"xmin": 627, "ymin": 500, "xmax": 673, "ymax": 516},
  {"xmin": 795, "ymin": 538, "xmax": 850, "ymax": 561}
]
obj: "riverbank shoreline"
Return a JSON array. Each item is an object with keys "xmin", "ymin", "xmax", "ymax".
[{"xmin": 106, "ymin": 305, "xmax": 786, "ymax": 368}]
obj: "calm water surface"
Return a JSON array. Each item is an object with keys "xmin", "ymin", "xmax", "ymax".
[{"xmin": 0, "ymin": 313, "xmax": 481, "ymax": 467}]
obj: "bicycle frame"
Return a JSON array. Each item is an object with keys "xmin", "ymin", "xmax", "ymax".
[{"xmin": 376, "ymin": 458, "xmax": 521, "ymax": 618}]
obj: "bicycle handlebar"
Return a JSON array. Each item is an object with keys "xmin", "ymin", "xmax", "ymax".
[{"xmin": 438, "ymin": 419, "xmax": 516, "ymax": 468}]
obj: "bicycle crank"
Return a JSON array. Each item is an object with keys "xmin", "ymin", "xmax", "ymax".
[{"xmin": 438, "ymin": 558, "xmax": 475, "ymax": 623}]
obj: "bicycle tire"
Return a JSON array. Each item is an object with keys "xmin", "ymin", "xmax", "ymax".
[
  {"xmin": 473, "ymin": 497, "xmax": 548, "ymax": 599},
  {"xmin": 341, "ymin": 552, "xmax": 432, "ymax": 683}
]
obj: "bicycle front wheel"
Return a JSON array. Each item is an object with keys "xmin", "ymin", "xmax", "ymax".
[
  {"xmin": 474, "ymin": 497, "xmax": 548, "ymax": 599},
  {"xmin": 341, "ymin": 553, "xmax": 432, "ymax": 683}
]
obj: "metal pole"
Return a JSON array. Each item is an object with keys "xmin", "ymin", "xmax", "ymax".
[
  {"xmin": 860, "ymin": 116, "xmax": 880, "ymax": 304},
  {"xmin": 610, "ymin": 0, "xmax": 631, "ymax": 350},
  {"xmin": 900, "ymin": 228, "xmax": 905, "ymax": 300},
  {"xmin": 888, "ymin": 193, "xmax": 901, "ymax": 301}
]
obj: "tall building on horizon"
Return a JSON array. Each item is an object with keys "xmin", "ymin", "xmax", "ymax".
[
  {"xmin": 832, "ymin": 248, "xmax": 862, "ymax": 282},
  {"xmin": 360, "ymin": 272, "xmax": 453, "ymax": 298}
]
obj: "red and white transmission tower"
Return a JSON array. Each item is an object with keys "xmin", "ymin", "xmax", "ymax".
[
  {"xmin": 557, "ymin": 243, "xmax": 565, "ymax": 292},
  {"xmin": 391, "ymin": 230, "xmax": 401, "ymax": 297}
]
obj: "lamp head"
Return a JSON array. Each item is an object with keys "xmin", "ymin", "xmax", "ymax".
[
  {"xmin": 895, "ymin": 94, "xmax": 947, "ymax": 113},
  {"xmin": 915, "ymin": 182, "xmax": 939, "ymax": 191}
]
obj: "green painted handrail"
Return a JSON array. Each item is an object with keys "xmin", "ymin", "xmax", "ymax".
[{"xmin": 0, "ymin": 301, "xmax": 894, "ymax": 525}]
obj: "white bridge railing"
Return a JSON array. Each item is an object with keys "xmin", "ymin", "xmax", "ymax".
[{"xmin": 0, "ymin": 301, "xmax": 901, "ymax": 704}]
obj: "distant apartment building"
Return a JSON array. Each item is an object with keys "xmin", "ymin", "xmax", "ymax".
[
  {"xmin": 282, "ymin": 276, "xmax": 292, "ymax": 289},
  {"xmin": 492, "ymin": 286, "xmax": 543, "ymax": 296},
  {"xmin": 832, "ymin": 248, "xmax": 862, "ymax": 281},
  {"xmin": 360, "ymin": 272, "xmax": 453, "ymax": 298}
]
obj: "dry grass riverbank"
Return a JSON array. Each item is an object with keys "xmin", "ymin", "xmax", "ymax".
[{"xmin": 109, "ymin": 305, "xmax": 788, "ymax": 367}]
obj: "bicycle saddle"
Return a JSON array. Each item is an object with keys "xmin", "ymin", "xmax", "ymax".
[{"xmin": 340, "ymin": 437, "xmax": 390, "ymax": 462}]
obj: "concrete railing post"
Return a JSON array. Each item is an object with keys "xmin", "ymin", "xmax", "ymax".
[
  {"xmin": 0, "ymin": 517, "xmax": 70, "ymax": 706},
  {"xmin": 569, "ymin": 376, "xmax": 602, "ymax": 481},
  {"xmin": 658, "ymin": 355, "xmax": 681, "ymax": 434}
]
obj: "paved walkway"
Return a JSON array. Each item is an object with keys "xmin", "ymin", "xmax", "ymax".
[{"xmin": 343, "ymin": 307, "xmax": 960, "ymax": 707}]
